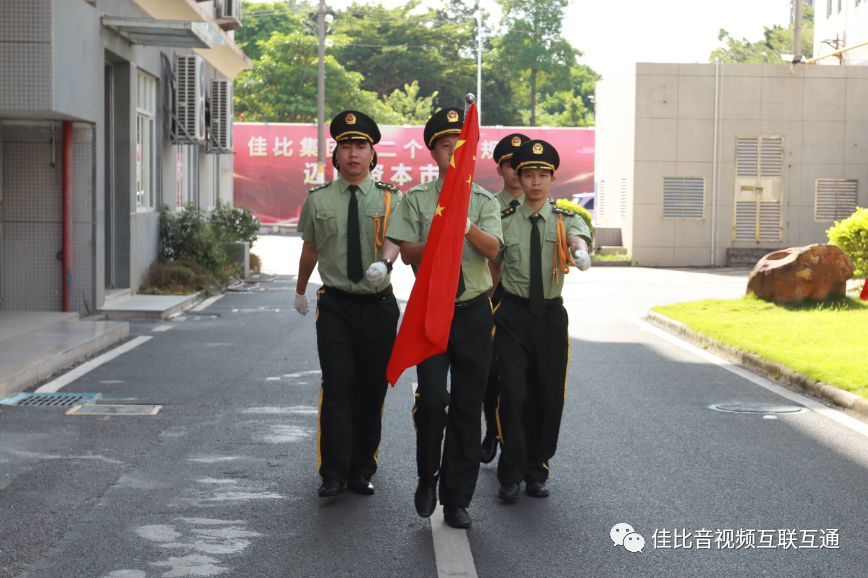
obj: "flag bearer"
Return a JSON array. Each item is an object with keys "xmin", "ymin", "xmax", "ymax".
[
  {"xmin": 294, "ymin": 110, "xmax": 402, "ymax": 498},
  {"xmin": 481, "ymin": 133, "xmax": 530, "ymax": 465},
  {"xmin": 386, "ymin": 107, "xmax": 502, "ymax": 528},
  {"xmin": 489, "ymin": 139, "xmax": 592, "ymax": 501}
]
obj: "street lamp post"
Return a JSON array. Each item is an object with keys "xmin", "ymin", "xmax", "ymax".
[{"xmin": 316, "ymin": 0, "xmax": 326, "ymax": 184}]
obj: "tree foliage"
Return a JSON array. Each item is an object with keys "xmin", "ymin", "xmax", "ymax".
[
  {"xmin": 710, "ymin": 4, "xmax": 814, "ymax": 63},
  {"xmin": 235, "ymin": 0, "xmax": 599, "ymax": 128}
]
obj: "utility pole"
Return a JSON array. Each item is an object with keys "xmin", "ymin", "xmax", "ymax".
[
  {"xmin": 475, "ymin": 9, "xmax": 483, "ymax": 122},
  {"xmin": 316, "ymin": 0, "xmax": 326, "ymax": 184},
  {"xmin": 793, "ymin": 0, "xmax": 803, "ymax": 62}
]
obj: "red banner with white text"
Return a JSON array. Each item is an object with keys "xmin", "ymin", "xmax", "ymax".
[{"xmin": 234, "ymin": 123, "xmax": 594, "ymax": 224}]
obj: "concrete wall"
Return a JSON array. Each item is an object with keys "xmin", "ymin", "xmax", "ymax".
[{"xmin": 594, "ymin": 62, "xmax": 868, "ymax": 267}]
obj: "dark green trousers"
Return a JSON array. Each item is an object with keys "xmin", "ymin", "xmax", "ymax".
[
  {"xmin": 315, "ymin": 285, "xmax": 399, "ymax": 483},
  {"xmin": 494, "ymin": 296, "xmax": 569, "ymax": 485},
  {"xmin": 482, "ymin": 283, "xmax": 505, "ymax": 433},
  {"xmin": 413, "ymin": 296, "xmax": 493, "ymax": 507}
]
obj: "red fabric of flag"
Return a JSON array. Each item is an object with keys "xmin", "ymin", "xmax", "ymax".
[
  {"xmin": 860, "ymin": 279, "xmax": 868, "ymax": 301},
  {"xmin": 386, "ymin": 104, "xmax": 480, "ymax": 386}
]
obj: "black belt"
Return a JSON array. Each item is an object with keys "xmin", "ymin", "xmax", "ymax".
[
  {"xmin": 321, "ymin": 284, "xmax": 393, "ymax": 301},
  {"xmin": 454, "ymin": 293, "xmax": 490, "ymax": 311},
  {"xmin": 502, "ymin": 292, "xmax": 563, "ymax": 308}
]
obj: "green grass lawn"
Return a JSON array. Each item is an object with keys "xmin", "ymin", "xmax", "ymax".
[{"xmin": 652, "ymin": 295, "xmax": 868, "ymax": 399}]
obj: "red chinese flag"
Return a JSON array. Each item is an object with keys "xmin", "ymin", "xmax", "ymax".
[
  {"xmin": 861, "ymin": 279, "xmax": 868, "ymax": 301},
  {"xmin": 386, "ymin": 104, "xmax": 480, "ymax": 386}
]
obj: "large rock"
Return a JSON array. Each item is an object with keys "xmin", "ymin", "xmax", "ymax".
[{"xmin": 747, "ymin": 244, "xmax": 854, "ymax": 302}]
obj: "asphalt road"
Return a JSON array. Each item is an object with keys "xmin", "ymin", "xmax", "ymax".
[{"xmin": 1, "ymin": 234, "xmax": 867, "ymax": 578}]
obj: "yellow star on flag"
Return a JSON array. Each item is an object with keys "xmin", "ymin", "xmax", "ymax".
[
  {"xmin": 449, "ymin": 140, "xmax": 467, "ymax": 167},
  {"xmin": 434, "ymin": 204, "xmax": 444, "ymax": 217},
  {"xmin": 466, "ymin": 175, "xmax": 472, "ymax": 186}
]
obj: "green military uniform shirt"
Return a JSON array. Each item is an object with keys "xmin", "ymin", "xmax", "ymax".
[
  {"xmin": 496, "ymin": 189, "xmax": 525, "ymax": 211},
  {"xmin": 297, "ymin": 174, "xmax": 401, "ymax": 293},
  {"xmin": 496, "ymin": 199, "xmax": 591, "ymax": 300},
  {"xmin": 386, "ymin": 177, "xmax": 503, "ymax": 302}
]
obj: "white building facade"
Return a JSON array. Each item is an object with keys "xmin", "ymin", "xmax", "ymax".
[
  {"xmin": 0, "ymin": 0, "xmax": 249, "ymax": 315},
  {"xmin": 813, "ymin": 0, "xmax": 868, "ymax": 64},
  {"xmin": 594, "ymin": 62, "xmax": 868, "ymax": 267}
]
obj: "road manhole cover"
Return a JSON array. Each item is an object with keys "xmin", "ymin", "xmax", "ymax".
[
  {"xmin": 66, "ymin": 404, "xmax": 162, "ymax": 416},
  {"xmin": 1, "ymin": 393, "xmax": 99, "ymax": 407},
  {"xmin": 709, "ymin": 402, "xmax": 809, "ymax": 415}
]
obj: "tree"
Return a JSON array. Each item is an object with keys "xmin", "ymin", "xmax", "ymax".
[
  {"xmin": 234, "ymin": 32, "xmax": 392, "ymax": 123},
  {"xmin": 710, "ymin": 4, "xmax": 814, "ymax": 63},
  {"xmin": 237, "ymin": 1, "xmax": 310, "ymax": 62},
  {"xmin": 382, "ymin": 81, "xmax": 438, "ymax": 125},
  {"xmin": 494, "ymin": 0, "xmax": 577, "ymax": 126}
]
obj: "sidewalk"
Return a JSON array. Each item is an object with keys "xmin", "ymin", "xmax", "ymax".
[{"xmin": 0, "ymin": 312, "xmax": 128, "ymax": 399}]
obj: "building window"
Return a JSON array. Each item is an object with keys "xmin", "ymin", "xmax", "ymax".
[
  {"xmin": 175, "ymin": 145, "xmax": 197, "ymax": 208},
  {"xmin": 663, "ymin": 178, "xmax": 705, "ymax": 219},
  {"xmin": 733, "ymin": 136, "xmax": 784, "ymax": 242},
  {"xmin": 597, "ymin": 180, "xmax": 606, "ymax": 224},
  {"xmin": 839, "ymin": 0, "xmax": 843, "ymax": 12},
  {"xmin": 619, "ymin": 178, "xmax": 628, "ymax": 222},
  {"xmin": 828, "ymin": 0, "xmax": 833, "ymax": 16},
  {"xmin": 136, "ymin": 71, "xmax": 157, "ymax": 210},
  {"xmin": 815, "ymin": 179, "xmax": 858, "ymax": 222}
]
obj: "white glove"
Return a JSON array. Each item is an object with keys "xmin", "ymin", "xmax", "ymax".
[
  {"xmin": 465, "ymin": 218, "xmax": 473, "ymax": 235},
  {"xmin": 366, "ymin": 262, "xmax": 388, "ymax": 286},
  {"xmin": 294, "ymin": 292, "xmax": 310, "ymax": 316},
  {"xmin": 573, "ymin": 250, "xmax": 591, "ymax": 272}
]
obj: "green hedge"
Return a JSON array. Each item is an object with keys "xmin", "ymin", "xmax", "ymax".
[{"xmin": 828, "ymin": 207, "xmax": 868, "ymax": 278}]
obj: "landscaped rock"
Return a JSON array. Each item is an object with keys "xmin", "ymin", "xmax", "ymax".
[{"xmin": 747, "ymin": 245, "xmax": 855, "ymax": 302}]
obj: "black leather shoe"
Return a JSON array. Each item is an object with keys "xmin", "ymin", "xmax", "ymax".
[
  {"xmin": 414, "ymin": 479, "xmax": 437, "ymax": 518},
  {"xmin": 498, "ymin": 483, "xmax": 520, "ymax": 502},
  {"xmin": 443, "ymin": 504, "xmax": 472, "ymax": 528},
  {"xmin": 318, "ymin": 479, "xmax": 345, "ymax": 498},
  {"xmin": 525, "ymin": 481, "xmax": 549, "ymax": 498},
  {"xmin": 349, "ymin": 476, "xmax": 375, "ymax": 495},
  {"xmin": 480, "ymin": 432, "xmax": 499, "ymax": 464}
]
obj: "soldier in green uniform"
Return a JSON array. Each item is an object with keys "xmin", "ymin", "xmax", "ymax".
[
  {"xmin": 481, "ymin": 133, "xmax": 530, "ymax": 465},
  {"xmin": 386, "ymin": 107, "xmax": 503, "ymax": 528},
  {"xmin": 490, "ymin": 139, "xmax": 592, "ymax": 501},
  {"xmin": 294, "ymin": 110, "xmax": 402, "ymax": 498}
]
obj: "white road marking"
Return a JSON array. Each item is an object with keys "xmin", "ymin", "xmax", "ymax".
[
  {"xmin": 152, "ymin": 324, "xmax": 173, "ymax": 332},
  {"xmin": 187, "ymin": 457, "xmax": 238, "ymax": 463},
  {"xmin": 35, "ymin": 336, "xmax": 153, "ymax": 393},
  {"xmin": 430, "ymin": 505, "xmax": 479, "ymax": 578},
  {"xmin": 265, "ymin": 377, "xmax": 281, "ymax": 381},
  {"xmin": 263, "ymin": 425, "xmax": 310, "ymax": 443},
  {"xmin": 628, "ymin": 315, "xmax": 868, "ymax": 438},
  {"xmin": 283, "ymin": 370, "xmax": 322, "ymax": 378},
  {"xmin": 243, "ymin": 406, "xmax": 317, "ymax": 415},
  {"xmin": 191, "ymin": 295, "xmax": 224, "ymax": 311}
]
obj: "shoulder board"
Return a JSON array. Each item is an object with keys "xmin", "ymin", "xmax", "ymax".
[
  {"xmin": 501, "ymin": 206, "xmax": 517, "ymax": 219},
  {"xmin": 307, "ymin": 181, "xmax": 332, "ymax": 194},
  {"xmin": 552, "ymin": 206, "xmax": 576, "ymax": 217},
  {"xmin": 374, "ymin": 181, "xmax": 400, "ymax": 193},
  {"xmin": 548, "ymin": 198, "xmax": 556, "ymax": 204},
  {"xmin": 471, "ymin": 184, "xmax": 495, "ymax": 199}
]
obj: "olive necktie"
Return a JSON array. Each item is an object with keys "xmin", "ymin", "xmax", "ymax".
[
  {"xmin": 529, "ymin": 214, "xmax": 545, "ymax": 318},
  {"xmin": 347, "ymin": 185, "xmax": 363, "ymax": 283}
]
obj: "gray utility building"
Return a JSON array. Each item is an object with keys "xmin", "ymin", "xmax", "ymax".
[
  {"xmin": 594, "ymin": 62, "xmax": 868, "ymax": 267},
  {"xmin": 0, "ymin": 0, "xmax": 250, "ymax": 315}
]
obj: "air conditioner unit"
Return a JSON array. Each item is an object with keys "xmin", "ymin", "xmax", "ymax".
[
  {"xmin": 208, "ymin": 80, "xmax": 234, "ymax": 154},
  {"xmin": 216, "ymin": 0, "xmax": 242, "ymax": 30},
  {"xmin": 174, "ymin": 55, "xmax": 206, "ymax": 144}
]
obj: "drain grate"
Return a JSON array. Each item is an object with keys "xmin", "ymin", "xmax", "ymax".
[
  {"xmin": 1, "ymin": 393, "xmax": 100, "ymax": 408},
  {"xmin": 66, "ymin": 404, "xmax": 161, "ymax": 416},
  {"xmin": 709, "ymin": 402, "xmax": 809, "ymax": 415}
]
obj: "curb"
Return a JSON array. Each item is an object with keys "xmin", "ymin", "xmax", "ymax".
[{"xmin": 646, "ymin": 310, "xmax": 868, "ymax": 419}]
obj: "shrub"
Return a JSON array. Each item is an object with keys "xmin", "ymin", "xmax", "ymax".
[
  {"xmin": 555, "ymin": 198, "xmax": 594, "ymax": 242},
  {"xmin": 212, "ymin": 201, "xmax": 260, "ymax": 245},
  {"xmin": 160, "ymin": 203, "xmax": 227, "ymax": 274},
  {"xmin": 249, "ymin": 252, "xmax": 262, "ymax": 275},
  {"xmin": 827, "ymin": 207, "xmax": 868, "ymax": 278},
  {"xmin": 140, "ymin": 259, "xmax": 215, "ymax": 296}
]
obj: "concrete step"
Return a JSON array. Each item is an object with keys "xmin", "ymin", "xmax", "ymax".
[
  {"xmin": 104, "ymin": 288, "xmax": 131, "ymax": 305},
  {"xmin": 0, "ymin": 314, "xmax": 129, "ymax": 399},
  {"xmin": 726, "ymin": 248, "xmax": 782, "ymax": 268},
  {"xmin": 98, "ymin": 292, "xmax": 203, "ymax": 320}
]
